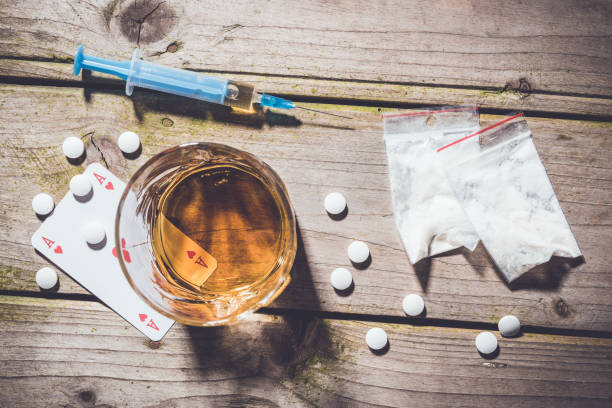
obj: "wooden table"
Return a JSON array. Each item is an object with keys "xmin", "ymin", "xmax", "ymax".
[{"xmin": 1, "ymin": 1, "xmax": 611, "ymax": 406}]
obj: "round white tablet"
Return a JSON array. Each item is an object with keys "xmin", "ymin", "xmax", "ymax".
[
  {"xmin": 69, "ymin": 174, "xmax": 92, "ymax": 197},
  {"xmin": 324, "ymin": 192, "xmax": 346, "ymax": 215},
  {"xmin": 348, "ymin": 241, "xmax": 369, "ymax": 264},
  {"xmin": 330, "ymin": 268, "xmax": 352, "ymax": 291},
  {"xmin": 36, "ymin": 266, "xmax": 58, "ymax": 289},
  {"xmin": 62, "ymin": 136, "xmax": 85, "ymax": 159},
  {"xmin": 118, "ymin": 131, "xmax": 140, "ymax": 154},
  {"xmin": 366, "ymin": 327, "xmax": 388, "ymax": 350},
  {"xmin": 402, "ymin": 294, "xmax": 425, "ymax": 316},
  {"xmin": 82, "ymin": 221, "xmax": 106, "ymax": 245},
  {"xmin": 31, "ymin": 193, "xmax": 54, "ymax": 216},
  {"xmin": 475, "ymin": 331, "xmax": 498, "ymax": 355},
  {"xmin": 498, "ymin": 315, "xmax": 521, "ymax": 337}
]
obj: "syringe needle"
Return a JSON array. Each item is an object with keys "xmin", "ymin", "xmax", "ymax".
[
  {"xmin": 257, "ymin": 94, "xmax": 352, "ymax": 119},
  {"xmin": 295, "ymin": 106, "xmax": 353, "ymax": 120}
]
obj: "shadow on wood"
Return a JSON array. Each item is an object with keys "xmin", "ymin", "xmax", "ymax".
[
  {"xmin": 183, "ymin": 313, "xmax": 335, "ymax": 401},
  {"xmin": 271, "ymin": 222, "xmax": 327, "ymax": 311},
  {"xmin": 508, "ymin": 255, "xmax": 583, "ymax": 291},
  {"xmin": 462, "ymin": 244, "xmax": 577, "ymax": 291},
  {"xmin": 413, "ymin": 257, "xmax": 432, "ymax": 293},
  {"xmin": 184, "ymin": 221, "xmax": 333, "ymax": 397},
  {"xmin": 79, "ymin": 73, "xmax": 303, "ymax": 129}
]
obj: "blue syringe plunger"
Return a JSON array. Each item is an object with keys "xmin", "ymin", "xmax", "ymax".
[
  {"xmin": 73, "ymin": 45, "xmax": 84, "ymax": 76},
  {"xmin": 73, "ymin": 45, "xmax": 230, "ymax": 106},
  {"xmin": 74, "ymin": 45, "xmax": 130, "ymax": 79}
]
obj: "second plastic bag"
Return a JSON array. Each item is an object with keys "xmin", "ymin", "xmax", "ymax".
[
  {"xmin": 437, "ymin": 113, "xmax": 582, "ymax": 282},
  {"xmin": 383, "ymin": 106, "xmax": 480, "ymax": 264}
]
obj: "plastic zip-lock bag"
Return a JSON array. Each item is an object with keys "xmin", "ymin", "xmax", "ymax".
[
  {"xmin": 437, "ymin": 113, "xmax": 582, "ymax": 282},
  {"xmin": 383, "ymin": 106, "xmax": 480, "ymax": 264}
]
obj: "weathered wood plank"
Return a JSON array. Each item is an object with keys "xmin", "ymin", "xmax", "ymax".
[
  {"xmin": 1, "ymin": 296, "xmax": 611, "ymax": 408},
  {"xmin": 1, "ymin": 0, "xmax": 611, "ymax": 99},
  {"xmin": 2, "ymin": 60, "xmax": 612, "ymax": 117},
  {"xmin": 1, "ymin": 85, "xmax": 611, "ymax": 331}
]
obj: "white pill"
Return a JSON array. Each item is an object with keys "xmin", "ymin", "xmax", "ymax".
[
  {"xmin": 330, "ymin": 268, "xmax": 352, "ymax": 291},
  {"xmin": 118, "ymin": 131, "xmax": 140, "ymax": 154},
  {"xmin": 498, "ymin": 315, "xmax": 521, "ymax": 337},
  {"xmin": 62, "ymin": 136, "xmax": 85, "ymax": 159},
  {"xmin": 36, "ymin": 267, "xmax": 58, "ymax": 289},
  {"xmin": 402, "ymin": 294, "xmax": 425, "ymax": 316},
  {"xmin": 82, "ymin": 221, "xmax": 106, "ymax": 245},
  {"xmin": 32, "ymin": 193, "xmax": 54, "ymax": 216},
  {"xmin": 475, "ymin": 331, "xmax": 498, "ymax": 355},
  {"xmin": 366, "ymin": 327, "xmax": 388, "ymax": 350},
  {"xmin": 348, "ymin": 241, "xmax": 369, "ymax": 264},
  {"xmin": 324, "ymin": 192, "xmax": 346, "ymax": 215},
  {"xmin": 69, "ymin": 174, "xmax": 92, "ymax": 197}
]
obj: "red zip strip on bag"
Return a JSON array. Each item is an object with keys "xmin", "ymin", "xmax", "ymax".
[
  {"xmin": 436, "ymin": 112, "xmax": 525, "ymax": 153},
  {"xmin": 382, "ymin": 106, "xmax": 477, "ymax": 119}
]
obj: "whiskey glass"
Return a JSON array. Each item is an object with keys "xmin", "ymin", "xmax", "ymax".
[{"xmin": 115, "ymin": 142, "xmax": 297, "ymax": 326}]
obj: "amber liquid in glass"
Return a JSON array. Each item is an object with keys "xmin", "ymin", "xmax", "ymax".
[{"xmin": 151, "ymin": 165, "xmax": 283, "ymax": 295}]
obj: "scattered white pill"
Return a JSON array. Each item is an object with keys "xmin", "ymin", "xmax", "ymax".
[
  {"xmin": 118, "ymin": 131, "xmax": 140, "ymax": 154},
  {"xmin": 402, "ymin": 294, "xmax": 425, "ymax": 316},
  {"xmin": 31, "ymin": 193, "xmax": 54, "ymax": 216},
  {"xmin": 82, "ymin": 221, "xmax": 106, "ymax": 246},
  {"xmin": 69, "ymin": 174, "xmax": 92, "ymax": 197},
  {"xmin": 36, "ymin": 267, "xmax": 58, "ymax": 290},
  {"xmin": 475, "ymin": 331, "xmax": 498, "ymax": 355},
  {"xmin": 498, "ymin": 315, "xmax": 521, "ymax": 337},
  {"xmin": 62, "ymin": 136, "xmax": 85, "ymax": 159},
  {"xmin": 324, "ymin": 192, "xmax": 346, "ymax": 215},
  {"xmin": 366, "ymin": 327, "xmax": 388, "ymax": 350},
  {"xmin": 330, "ymin": 268, "xmax": 352, "ymax": 291},
  {"xmin": 348, "ymin": 241, "xmax": 370, "ymax": 264}
]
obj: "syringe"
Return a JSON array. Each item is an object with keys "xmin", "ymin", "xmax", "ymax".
[{"xmin": 73, "ymin": 45, "xmax": 350, "ymax": 119}]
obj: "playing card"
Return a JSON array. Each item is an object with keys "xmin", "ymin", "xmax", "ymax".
[
  {"xmin": 31, "ymin": 163, "xmax": 174, "ymax": 341},
  {"xmin": 155, "ymin": 213, "xmax": 217, "ymax": 287}
]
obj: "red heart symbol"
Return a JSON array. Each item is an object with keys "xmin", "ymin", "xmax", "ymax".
[
  {"xmin": 139, "ymin": 313, "xmax": 147, "ymax": 322},
  {"xmin": 113, "ymin": 238, "xmax": 131, "ymax": 263},
  {"xmin": 122, "ymin": 249, "xmax": 132, "ymax": 263},
  {"xmin": 105, "ymin": 181, "xmax": 114, "ymax": 190},
  {"xmin": 54, "ymin": 245, "xmax": 63, "ymax": 254},
  {"xmin": 187, "ymin": 250, "xmax": 196, "ymax": 259}
]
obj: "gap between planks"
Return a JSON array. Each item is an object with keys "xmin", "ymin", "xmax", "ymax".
[
  {"xmin": 2, "ymin": 291, "xmax": 611, "ymax": 340},
  {"xmin": 1, "ymin": 59, "xmax": 612, "ymax": 120}
]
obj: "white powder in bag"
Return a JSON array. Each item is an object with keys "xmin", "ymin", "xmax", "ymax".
[
  {"xmin": 437, "ymin": 114, "xmax": 581, "ymax": 281},
  {"xmin": 383, "ymin": 107, "xmax": 480, "ymax": 264}
]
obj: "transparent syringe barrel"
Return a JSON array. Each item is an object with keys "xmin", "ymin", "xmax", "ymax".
[{"xmin": 126, "ymin": 49, "xmax": 228, "ymax": 105}]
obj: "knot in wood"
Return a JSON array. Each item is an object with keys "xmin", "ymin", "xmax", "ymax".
[
  {"xmin": 147, "ymin": 339, "xmax": 163, "ymax": 349},
  {"xmin": 554, "ymin": 298, "xmax": 570, "ymax": 317},
  {"xmin": 78, "ymin": 390, "xmax": 95, "ymax": 402},
  {"xmin": 518, "ymin": 78, "xmax": 532, "ymax": 98},
  {"xmin": 119, "ymin": 0, "xmax": 177, "ymax": 45},
  {"xmin": 166, "ymin": 41, "xmax": 181, "ymax": 53}
]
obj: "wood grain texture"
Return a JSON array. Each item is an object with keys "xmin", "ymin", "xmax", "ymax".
[
  {"xmin": 2, "ymin": 60, "xmax": 612, "ymax": 117},
  {"xmin": 1, "ymin": 0, "xmax": 611, "ymax": 98},
  {"xmin": 1, "ymin": 296, "xmax": 611, "ymax": 408},
  {"xmin": 1, "ymin": 85, "xmax": 610, "ymax": 331}
]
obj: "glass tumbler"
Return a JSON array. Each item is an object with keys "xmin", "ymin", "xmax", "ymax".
[{"xmin": 115, "ymin": 143, "xmax": 297, "ymax": 326}]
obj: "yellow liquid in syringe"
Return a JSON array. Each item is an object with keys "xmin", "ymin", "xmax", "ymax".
[{"xmin": 224, "ymin": 80, "xmax": 257, "ymax": 112}]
